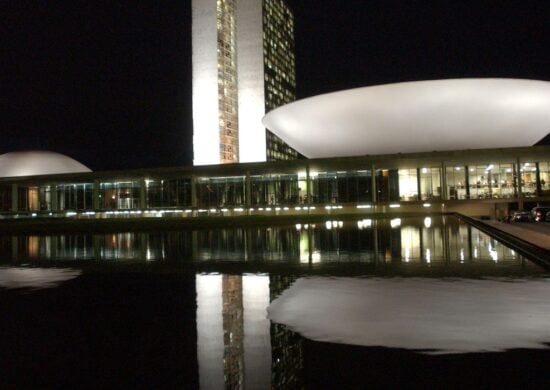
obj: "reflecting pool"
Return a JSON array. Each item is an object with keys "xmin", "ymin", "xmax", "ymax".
[{"xmin": 1, "ymin": 216, "xmax": 548, "ymax": 388}]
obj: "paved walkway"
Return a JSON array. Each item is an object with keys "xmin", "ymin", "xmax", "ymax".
[{"xmin": 481, "ymin": 220, "xmax": 550, "ymax": 251}]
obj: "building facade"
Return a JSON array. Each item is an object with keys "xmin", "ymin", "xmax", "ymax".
[
  {"xmin": 1, "ymin": 146, "xmax": 549, "ymax": 219},
  {"xmin": 192, "ymin": 0, "xmax": 300, "ymax": 166}
]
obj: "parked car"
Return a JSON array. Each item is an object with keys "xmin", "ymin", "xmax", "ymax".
[
  {"xmin": 530, "ymin": 206, "xmax": 550, "ymax": 222},
  {"xmin": 511, "ymin": 211, "xmax": 531, "ymax": 222}
]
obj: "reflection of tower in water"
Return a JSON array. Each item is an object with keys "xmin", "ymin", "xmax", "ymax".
[{"xmin": 222, "ymin": 275, "xmax": 245, "ymax": 388}]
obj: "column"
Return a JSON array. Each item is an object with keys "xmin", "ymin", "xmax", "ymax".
[
  {"xmin": 93, "ymin": 180, "xmax": 100, "ymax": 211},
  {"xmin": 11, "ymin": 184, "xmax": 18, "ymax": 212},
  {"xmin": 371, "ymin": 164, "xmax": 377, "ymax": 204},
  {"xmin": 306, "ymin": 165, "xmax": 312, "ymax": 205},
  {"xmin": 535, "ymin": 162, "xmax": 542, "ymax": 196},
  {"xmin": 50, "ymin": 185, "xmax": 58, "ymax": 212},
  {"xmin": 464, "ymin": 165, "xmax": 470, "ymax": 200},
  {"xmin": 245, "ymin": 171, "xmax": 252, "ymax": 207},
  {"xmin": 191, "ymin": 175, "xmax": 198, "ymax": 213},
  {"xmin": 416, "ymin": 168, "xmax": 422, "ymax": 201},
  {"xmin": 516, "ymin": 157, "xmax": 524, "ymax": 210},
  {"xmin": 440, "ymin": 162, "xmax": 447, "ymax": 201},
  {"xmin": 139, "ymin": 178, "xmax": 147, "ymax": 209}
]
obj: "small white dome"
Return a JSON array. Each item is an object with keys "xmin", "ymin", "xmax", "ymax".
[{"xmin": 0, "ymin": 151, "xmax": 92, "ymax": 178}]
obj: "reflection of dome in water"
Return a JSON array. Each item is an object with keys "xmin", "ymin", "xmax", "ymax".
[{"xmin": 0, "ymin": 151, "xmax": 92, "ymax": 178}]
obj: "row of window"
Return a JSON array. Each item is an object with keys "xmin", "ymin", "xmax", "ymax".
[{"xmin": 1, "ymin": 161, "xmax": 548, "ymax": 212}]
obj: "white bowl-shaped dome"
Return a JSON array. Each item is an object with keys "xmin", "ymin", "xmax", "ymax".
[
  {"xmin": 262, "ymin": 78, "xmax": 550, "ymax": 158},
  {"xmin": 0, "ymin": 151, "xmax": 92, "ymax": 178}
]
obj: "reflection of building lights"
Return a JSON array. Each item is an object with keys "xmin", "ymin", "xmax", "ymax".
[
  {"xmin": 325, "ymin": 221, "xmax": 332, "ymax": 230},
  {"xmin": 460, "ymin": 248, "xmax": 465, "ymax": 262},
  {"xmin": 283, "ymin": 207, "xmax": 289, "ymax": 211},
  {"xmin": 423, "ymin": 203, "xmax": 431, "ymax": 208},
  {"xmin": 390, "ymin": 218, "xmax": 401, "ymax": 228},
  {"xmin": 389, "ymin": 204, "xmax": 400, "ymax": 208},
  {"xmin": 455, "ymin": 167, "xmax": 461, "ymax": 171},
  {"xmin": 295, "ymin": 206, "xmax": 302, "ymax": 211},
  {"xmin": 356, "ymin": 204, "xmax": 372, "ymax": 209},
  {"xmin": 296, "ymin": 224, "xmax": 302, "ymax": 230},
  {"xmin": 422, "ymin": 168, "xmax": 428, "ymax": 174},
  {"xmin": 275, "ymin": 207, "xmax": 281, "ymax": 211},
  {"xmin": 474, "ymin": 248, "xmax": 478, "ymax": 259},
  {"xmin": 424, "ymin": 217, "xmax": 432, "ymax": 228},
  {"xmin": 338, "ymin": 221, "xmax": 343, "ymax": 228},
  {"xmin": 426, "ymin": 249, "xmax": 431, "ymax": 263}
]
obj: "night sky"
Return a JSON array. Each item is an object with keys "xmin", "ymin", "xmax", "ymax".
[{"xmin": 3, "ymin": 0, "xmax": 550, "ymax": 171}]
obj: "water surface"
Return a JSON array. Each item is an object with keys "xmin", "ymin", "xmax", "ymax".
[{"xmin": 1, "ymin": 216, "xmax": 548, "ymax": 388}]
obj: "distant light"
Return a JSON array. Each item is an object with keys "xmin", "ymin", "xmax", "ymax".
[
  {"xmin": 389, "ymin": 204, "xmax": 401, "ymax": 208},
  {"xmin": 422, "ymin": 168, "xmax": 428, "ymax": 174},
  {"xmin": 423, "ymin": 203, "xmax": 431, "ymax": 208},
  {"xmin": 325, "ymin": 221, "xmax": 332, "ymax": 230},
  {"xmin": 390, "ymin": 218, "xmax": 401, "ymax": 228},
  {"xmin": 295, "ymin": 206, "xmax": 302, "ymax": 211},
  {"xmin": 296, "ymin": 224, "xmax": 302, "ymax": 231}
]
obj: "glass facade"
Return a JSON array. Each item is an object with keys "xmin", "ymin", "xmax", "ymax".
[
  {"xmin": 100, "ymin": 181, "xmax": 140, "ymax": 210},
  {"xmin": 146, "ymin": 179, "xmax": 192, "ymax": 208},
  {"xmin": 263, "ymin": 0, "xmax": 300, "ymax": 161},
  {"xmin": 1, "ymin": 149, "xmax": 549, "ymax": 214},
  {"xmin": 310, "ymin": 171, "xmax": 372, "ymax": 204},
  {"xmin": 57, "ymin": 183, "xmax": 94, "ymax": 211},
  {"xmin": 251, "ymin": 173, "xmax": 301, "ymax": 205},
  {"xmin": 197, "ymin": 176, "xmax": 245, "ymax": 208}
]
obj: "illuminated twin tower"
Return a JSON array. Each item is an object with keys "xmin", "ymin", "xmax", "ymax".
[{"xmin": 192, "ymin": 0, "xmax": 299, "ymax": 165}]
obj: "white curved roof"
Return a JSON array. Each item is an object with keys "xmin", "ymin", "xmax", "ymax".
[
  {"xmin": 262, "ymin": 79, "xmax": 550, "ymax": 158},
  {"xmin": 0, "ymin": 151, "xmax": 92, "ymax": 178}
]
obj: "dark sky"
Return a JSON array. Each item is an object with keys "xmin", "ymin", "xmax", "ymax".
[{"xmin": 3, "ymin": 0, "xmax": 550, "ymax": 171}]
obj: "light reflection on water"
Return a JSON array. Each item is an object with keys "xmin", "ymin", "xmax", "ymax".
[
  {"xmin": 0, "ymin": 267, "xmax": 81, "ymax": 289},
  {"xmin": 0, "ymin": 217, "xmax": 531, "ymax": 265},
  {"xmin": 1, "ymin": 216, "xmax": 548, "ymax": 388}
]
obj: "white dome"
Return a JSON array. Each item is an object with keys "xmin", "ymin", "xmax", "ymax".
[
  {"xmin": 262, "ymin": 78, "xmax": 550, "ymax": 158},
  {"xmin": 0, "ymin": 151, "xmax": 92, "ymax": 178}
]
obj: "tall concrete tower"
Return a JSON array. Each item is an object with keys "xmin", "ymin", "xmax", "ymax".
[{"xmin": 192, "ymin": 0, "xmax": 299, "ymax": 166}]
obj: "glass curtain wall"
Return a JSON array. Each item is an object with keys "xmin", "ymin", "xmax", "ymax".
[
  {"xmin": 446, "ymin": 167, "xmax": 467, "ymax": 200},
  {"xmin": 100, "ymin": 181, "xmax": 140, "ymax": 210},
  {"xmin": 468, "ymin": 163, "xmax": 516, "ymax": 199},
  {"xmin": 0, "ymin": 185, "xmax": 11, "ymax": 211},
  {"xmin": 310, "ymin": 171, "xmax": 371, "ymax": 204},
  {"xmin": 376, "ymin": 169, "xmax": 399, "ymax": 202},
  {"xmin": 419, "ymin": 167, "xmax": 441, "ymax": 200},
  {"xmin": 520, "ymin": 162, "xmax": 538, "ymax": 197},
  {"xmin": 539, "ymin": 162, "xmax": 550, "ymax": 195},
  {"xmin": 251, "ymin": 174, "xmax": 300, "ymax": 206},
  {"xmin": 16, "ymin": 186, "xmax": 50, "ymax": 211},
  {"xmin": 398, "ymin": 169, "xmax": 418, "ymax": 201},
  {"xmin": 197, "ymin": 176, "xmax": 245, "ymax": 208},
  {"xmin": 146, "ymin": 179, "xmax": 192, "ymax": 208},
  {"xmin": 57, "ymin": 183, "xmax": 93, "ymax": 211}
]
